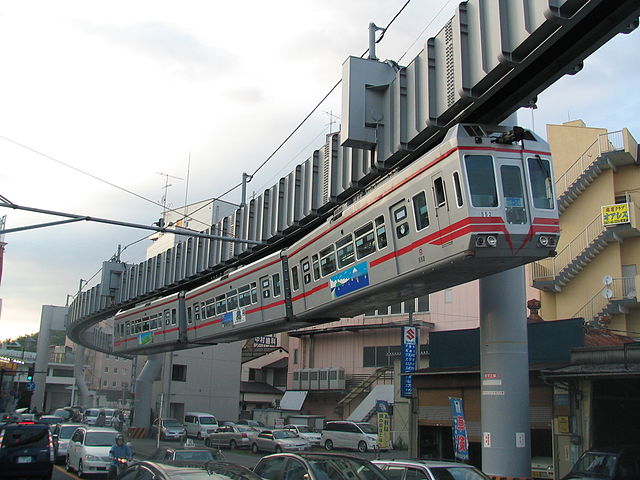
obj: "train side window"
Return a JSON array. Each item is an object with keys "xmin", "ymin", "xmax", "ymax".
[
  {"xmin": 320, "ymin": 245, "xmax": 337, "ymax": 276},
  {"xmin": 205, "ymin": 299, "xmax": 216, "ymax": 318},
  {"xmin": 312, "ymin": 254, "xmax": 321, "ymax": 280},
  {"xmin": 200, "ymin": 302, "xmax": 207, "ymax": 320},
  {"xmin": 251, "ymin": 282, "xmax": 258, "ymax": 303},
  {"xmin": 528, "ymin": 156, "xmax": 554, "ymax": 209},
  {"xmin": 261, "ymin": 278, "xmax": 271, "ymax": 299},
  {"xmin": 171, "ymin": 308, "xmax": 177, "ymax": 325},
  {"xmin": 125, "ymin": 321, "xmax": 130, "ymax": 336},
  {"xmin": 150, "ymin": 316, "xmax": 157, "ymax": 330},
  {"xmin": 216, "ymin": 295, "xmax": 227, "ymax": 315},
  {"xmin": 355, "ymin": 223, "xmax": 376, "ymax": 259},
  {"xmin": 393, "ymin": 204, "xmax": 410, "ymax": 239},
  {"xmin": 453, "ymin": 171, "xmax": 464, "ymax": 207},
  {"xmin": 227, "ymin": 290, "xmax": 238, "ymax": 311},
  {"xmin": 301, "ymin": 259, "xmax": 311, "ymax": 284},
  {"xmin": 164, "ymin": 309, "xmax": 171, "ymax": 326},
  {"xmin": 412, "ymin": 192, "xmax": 430, "ymax": 230},
  {"xmin": 239, "ymin": 285, "xmax": 252, "ymax": 307},
  {"xmin": 375, "ymin": 216, "xmax": 388, "ymax": 249},
  {"xmin": 464, "ymin": 154, "xmax": 498, "ymax": 207},
  {"xmin": 336, "ymin": 234, "xmax": 355, "ymax": 268},
  {"xmin": 194, "ymin": 303, "xmax": 200, "ymax": 321},
  {"xmin": 433, "ymin": 177, "xmax": 446, "ymax": 208},
  {"xmin": 187, "ymin": 307, "xmax": 193, "ymax": 324},
  {"xmin": 272, "ymin": 274, "xmax": 281, "ymax": 297},
  {"xmin": 291, "ymin": 266, "xmax": 300, "ymax": 291},
  {"xmin": 142, "ymin": 318, "xmax": 149, "ymax": 332}
]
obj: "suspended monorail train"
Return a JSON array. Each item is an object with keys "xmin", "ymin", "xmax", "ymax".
[{"xmin": 113, "ymin": 123, "xmax": 559, "ymax": 354}]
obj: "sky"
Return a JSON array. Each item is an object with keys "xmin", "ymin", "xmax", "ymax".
[{"xmin": 1, "ymin": 1, "xmax": 639, "ymax": 340}]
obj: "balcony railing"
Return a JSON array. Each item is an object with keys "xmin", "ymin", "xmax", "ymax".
[{"xmin": 573, "ymin": 277, "xmax": 637, "ymax": 321}]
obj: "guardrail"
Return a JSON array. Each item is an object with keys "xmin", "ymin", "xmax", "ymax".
[{"xmin": 573, "ymin": 277, "xmax": 637, "ymax": 320}]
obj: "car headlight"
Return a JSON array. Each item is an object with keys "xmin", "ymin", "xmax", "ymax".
[{"xmin": 85, "ymin": 454, "xmax": 101, "ymax": 461}]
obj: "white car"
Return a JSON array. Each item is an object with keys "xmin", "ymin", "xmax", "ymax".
[
  {"xmin": 321, "ymin": 421, "xmax": 379, "ymax": 452},
  {"xmin": 284, "ymin": 424, "xmax": 321, "ymax": 447},
  {"xmin": 52, "ymin": 423, "xmax": 83, "ymax": 463},
  {"xmin": 66, "ymin": 426, "xmax": 119, "ymax": 476}
]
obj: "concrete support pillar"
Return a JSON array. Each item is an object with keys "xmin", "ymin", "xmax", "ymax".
[
  {"xmin": 32, "ymin": 309, "xmax": 52, "ymax": 412},
  {"xmin": 73, "ymin": 344, "xmax": 91, "ymax": 407},
  {"xmin": 479, "ymin": 266, "xmax": 531, "ymax": 478},
  {"xmin": 133, "ymin": 354, "xmax": 162, "ymax": 429}
]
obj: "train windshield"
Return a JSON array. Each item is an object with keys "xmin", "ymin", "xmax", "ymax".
[
  {"xmin": 464, "ymin": 155, "xmax": 498, "ymax": 207},
  {"xmin": 528, "ymin": 157, "xmax": 554, "ymax": 209}
]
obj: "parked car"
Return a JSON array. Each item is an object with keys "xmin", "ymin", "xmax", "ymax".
[
  {"xmin": 285, "ymin": 424, "xmax": 321, "ymax": 447},
  {"xmin": 373, "ymin": 459, "xmax": 491, "ymax": 480},
  {"xmin": 184, "ymin": 412, "xmax": 219, "ymax": 439},
  {"xmin": 251, "ymin": 429, "xmax": 310, "ymax": 454},
  {"xmin": 118, "ymin": 460, "xmax": 262, "ymax": 480},
  {"xmin": 254, "ymin": 452, "xmax": 388, "ymax": 480},
  {"xmin": 236, "ymin": 419, "xmax": 267, "ymax": 430},
  {"xmin": 51, "ymin": 422, "xmax": 83, "ymax": 463},
  {"xmin": 151, "ymin": 418, "xmax": 187, "ymax": 441},
  {"xmin": 53, "ymin": 408, "xmax": 73, "ymax": 422},
  {"xmin": 561, "ymin": 446, "xmax": 640, "ymax": 479},
  {"xmin": 205, "ymin": 424, "xmax": 259, "ymax": 449},
  {"xmin": 321, "ymin": 421, "xmax": 379, "ymax": 452},
  {"xmin": 150, "ymin": 446, "xmax": 225, "ymax": 468},
  {"xmin": 66, "ymin": 426, "xmax": 120, "ymax": 476},
  {"xmin": 0, "ymin": 421, "xmax": 54, "ymax": 479}
]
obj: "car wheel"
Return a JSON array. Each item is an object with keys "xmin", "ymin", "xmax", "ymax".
[
  {"xmin": 77, "ymin": 460, "xmax": 84, "ymax": 478},
  {"xmin": 275, "ymin": 445, "xmax": 282, "ymax": 453},
  {"xmin": 65, "ymin": 455, "xmax": 72, "ymax": 472},
  {"xmin": 230, "ymin": 439, "xmax": 237, "ymax": 450},
  {"xmin": 205, "ymin": 437, "xmax": 211, "ymax": 447},
  {"xmin": 358, "ymin": 441, "xmax": 367, "ymax": 453},
  {"xmin": 324, "ymin": 439, "xmax": 333, "ymax": 451},
  {"xmin": 251, "ymin": 443, "xmax": 259, "ymax": 454}
]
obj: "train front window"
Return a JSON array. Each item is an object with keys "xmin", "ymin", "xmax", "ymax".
[
  {"xmin": 465, "ymin": 154, "xmax": 498, "ymax": 207},
  {"xmin": 412, "ymin": 192, "xmax": 429, "ymax": 230},
  {"xmin": 336, "ymin": 234, "xmax": 355, "ymax": 268},
  {"xmin": 528, "ymin": 157, "xmax": 554, "ymax": 209},
  {"xmin": 320, "ymin": 245, "xmax": 337, "ymax": 276},
  {"xmin": 501, "ymin": 165, "xmax": 527, "ymax": 224}
]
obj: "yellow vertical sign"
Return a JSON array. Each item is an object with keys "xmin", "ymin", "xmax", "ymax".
[{"xmin": 377, "ymin": 412, "xmax": 390, "ymax": 449}]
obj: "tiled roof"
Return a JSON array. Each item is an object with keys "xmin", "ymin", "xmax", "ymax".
[{"xmin": 584, "ymin": 328, "xmax": 635, "ymax": 347}]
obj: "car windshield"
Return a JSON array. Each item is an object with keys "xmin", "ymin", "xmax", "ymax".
[
  {"xmin": 85, "ymin": 431, "xmax": 117, "ymax": 446},
  {"xmin": 199, "ymin": 417, "xmax": 217, "ymax": 425},
  {"xmin": 103, "ymin": 409, "xmax": 115, "ymax": 416},
  {"xmin": 54, "ymin": 409, "xmax": 72, "ymax": 419},
  {"xmin": 163, "ymin": 419, "xmax": 183, "ymax": 427},
  {"xmin": 174, "ymin": 450, "xmax": 214, "ymax": 461},
  {"xmin": 59, "ymin": 425, "xmax": 79, "ymax": 438},
  {"xmin": 357, "ymin": 423, "xmax": 377, "ymax": 434},
  {"xmin": 308, "ymin": 457, "xmax": 387, "ymax": 480},
  {"xmin": 85, "ymin": 409, "xmax": 100, "ymax": 417},
  {"xmin": 430, "ymin": 467, "xmax": 491, "ymax": 480},
  {"xmin": 273, "ymin": 430, "xmax": 298, "ymax": 439},
  {"xmin": 573, "ymin": 452, "xmax": 617, "ymax": 477}
]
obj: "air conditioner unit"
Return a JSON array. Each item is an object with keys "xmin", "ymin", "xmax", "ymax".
[
  {"xmin": 318, "ymin": 368, "xmax": 330, "ymax": 390},
  {"xmin": 308, "ymin": 368, "xmax": 320, "ymax": 390},
  {"xmin": 291, "ymin": 370, "xmax": 301, "ymax": 390},
  {"xmin": 328, "ymin": 367, "xmax": 345, "ymax": 390},
  {"xmin": 299, "ymin": 368, "xmax": 311, "ymax": 390}
]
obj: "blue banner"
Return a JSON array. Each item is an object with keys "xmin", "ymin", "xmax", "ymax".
[
  {"xmin": 401, "ymin": 326, "xmax": 419, "ymax": 398},
  {"xmin": 449, "ymin": 397, "xmax": 469, "ymax": 461},
  {"xmin": 330, "ymin": 262, "xmax": 370, "ymax": 298}
]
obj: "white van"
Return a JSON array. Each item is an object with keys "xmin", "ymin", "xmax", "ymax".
[
  {"xmin": 184, "ymin": 412, "xmax": 219, "ymax": 439},
  {"xmin": 321, "ymin": 421, "xmax": 379, "ymax": 452}
]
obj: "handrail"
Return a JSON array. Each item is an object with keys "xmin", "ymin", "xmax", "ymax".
[
  {"xmin": 555, "ymin": 130, "xmax": 625, "ymax": 197},
  {"xmin": 573, "ymin": 277, "xmax": 636, "ymax": 320},
  {"xmin": 531, "ymin": 213, "xmax": 604, "ymax": 281}
]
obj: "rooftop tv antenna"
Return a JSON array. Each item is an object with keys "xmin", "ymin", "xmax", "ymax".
[{"xmin": 157, "ymin": 172, "xmax": 183, "ymax": 221}]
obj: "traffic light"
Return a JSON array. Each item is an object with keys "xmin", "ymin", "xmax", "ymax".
[{"xmin": 26, "ymin": 365, "xmax": 34, "ymax": 382}]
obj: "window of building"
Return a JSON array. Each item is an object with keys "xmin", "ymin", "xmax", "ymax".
[
  {"xmin": 444, "ymin": 288, "xmax": 453, "ymax": 304},
  {"xmin": 172, "ymin": 364, "xmax": 187, "ymax": 382},
  {"xmin": 112, "ymin": 381, "xmax": 117, "ymax": 387},
  {"xmin": 363, "ymin": 345, "xmax": 403, "ymax": 368},
  {"xmin": 104, "ymin": 367, "xmax": 108, "ymax": 373},
  {"xmin": 102, "ymin": 380, "xmax": 108, "ymax": 386},
  {"xmin": 293, "ymin": 349, "xmax": 299, "ymax": 365},
  {"xmin": 114, "ymin": 367, "xmax": 118, "ymax": 374}
]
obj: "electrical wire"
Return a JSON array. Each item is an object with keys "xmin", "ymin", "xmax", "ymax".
[{"xmin": 398, "ymin": 0, "xmax": 456, "ymax": 63}]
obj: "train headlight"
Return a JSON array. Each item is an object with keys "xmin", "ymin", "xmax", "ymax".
[
  {"xmin": 475, "ymin": 235, "xmax": 498, "ymax": 248},
  {"xmin": 538, "ymin": 235, "xmax": 557, "ymax": 247},
  {"xmin": 486, "ymin": 235, "xmax": 498, "ymax": 247}
]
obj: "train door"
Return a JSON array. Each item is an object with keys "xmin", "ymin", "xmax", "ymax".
[
  {"xmin": 497, "ymin": 159, "xmax": 529, "ymax": 231},
  {"xmin": 389, "ymin": 199, "xmax": 415, "ymax": 274},
  {"xmin": 431, "ymin": 172, "xmax": 450, "ymax": 241}
]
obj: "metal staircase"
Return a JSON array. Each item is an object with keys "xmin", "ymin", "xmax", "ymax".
[
  {"xmin": 334, "ymin": 366, "xmax": 393, "ymax": 414},
  {"xmin": 574, "ymin": 277, "xmax": 640, "ymax": 323},
  {"xmin": 555, "ymin": 130, "xmax": 637, "ymax": 213}
]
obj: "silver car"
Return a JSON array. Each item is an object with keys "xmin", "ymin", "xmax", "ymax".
[
  {"xmin": 151, "ymin": 418, "xmax": 187, "ymax": 441},
  {"xmin": 372, "ymin": 459, "xmax": 491, "ymax": 480},
  {"xmin": 250, "ymin": 429, "xmax": 310, "ymax": 454},
  {"xmin": 52, "ymin": 423, "xmax": 83, "ymax": 463},
  {"xmin": 285, "ymin": 424, "xmax": 321, "ymax": 447},
  {"xmin": 205, "ymin": 424, "xmax": 259, "ymax": 449}
]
